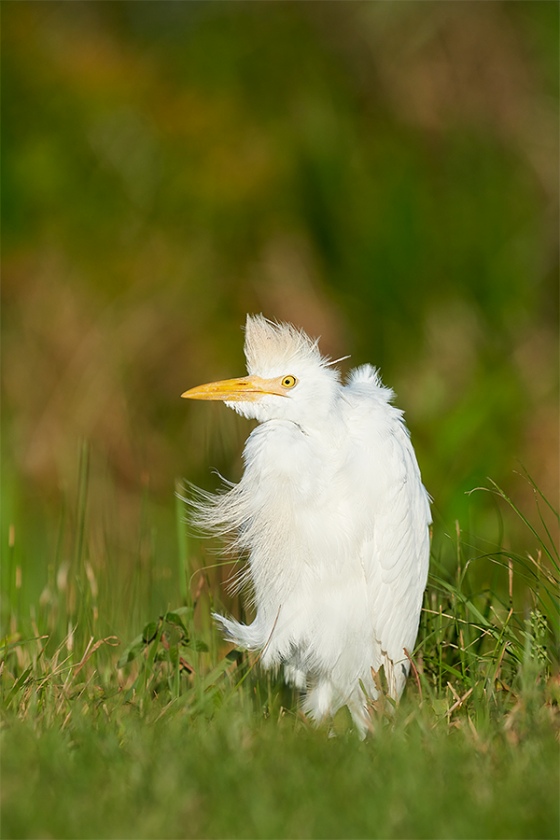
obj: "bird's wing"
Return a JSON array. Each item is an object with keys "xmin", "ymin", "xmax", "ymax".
[{"xmin": 344, "ymin": 365, "xmax": 431, "ymax": 697}]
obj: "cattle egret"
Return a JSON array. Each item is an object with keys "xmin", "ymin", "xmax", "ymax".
[{"xmin": 182, "ymin": 314, "xmax": 431, "ymax": 735}]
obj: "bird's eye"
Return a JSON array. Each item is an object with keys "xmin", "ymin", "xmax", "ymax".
[{"xmin": 281, "ymin": 375, "xmax": 297, "ymax": 389}]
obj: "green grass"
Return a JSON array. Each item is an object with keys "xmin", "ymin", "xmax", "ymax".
[
  {"xmin": 1, "ymin": 471, "xmax": 559, "ymax": 840},
  {"xmin": 2, "ymin": 696, "xmax": 557, "ymax": 840}
]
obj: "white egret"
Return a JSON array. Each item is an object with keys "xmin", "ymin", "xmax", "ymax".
[{"xmin": 182, "ymin": 314, "xmax": 431, "ymax": 735}]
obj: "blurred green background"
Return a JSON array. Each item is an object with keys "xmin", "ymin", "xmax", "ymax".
[{"xmin": 2, "ymin": 1, "xmax": 558, "ymax": 634}]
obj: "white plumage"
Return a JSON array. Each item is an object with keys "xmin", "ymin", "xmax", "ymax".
[{"xmin": 182, "ymin": 314, "xmax": 431, "ymax": 735}]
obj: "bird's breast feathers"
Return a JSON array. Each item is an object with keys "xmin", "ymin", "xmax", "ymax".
[
  {"xmin": 239, "ymin": 397, "xmax": 428, "ymax": 557},
  {"xmin": 243, "ymin": 419, "xmax": 336, "ymax": 501}
]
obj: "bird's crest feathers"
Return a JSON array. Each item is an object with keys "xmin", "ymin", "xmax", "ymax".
[{"xmin": 244, "ymin": 314, "xmax": 326, "ymax": 375}]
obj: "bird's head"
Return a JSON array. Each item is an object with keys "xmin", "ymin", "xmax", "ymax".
[{"xmin": 182, "ymin": 314, "xmax": 341, "ymax": 425}]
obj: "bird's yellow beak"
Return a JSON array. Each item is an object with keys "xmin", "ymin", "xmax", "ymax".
[{"xmin": 181, "ymin": 375, "xmax": 286, "ymax": 402}]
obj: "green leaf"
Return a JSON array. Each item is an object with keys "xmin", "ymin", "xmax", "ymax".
[
  {"xmin": 183, "ymin": 638, "xmax": 209, "ymax": 652},
  {"xmin": 226, "ymin": 649, "xmax": 244, "ymax": 663},
  {"xmin": 164, "ymin": 609, "xmax": 193, "ymax": 633},
  {"xmin": 117, "ymin": 635, "xmax": 146, "ymax": 668},
  {"xmin": 142, "ymin": 621, "xmax": 160, "ymax": 644},
  {"xmin": 166, "ymin": 606, "xmax": 194, "ymax": 620}
]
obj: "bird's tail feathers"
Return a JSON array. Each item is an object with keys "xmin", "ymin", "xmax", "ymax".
[{"xmin": 212, "ymin": 613, "xmax": 264, "ymax": 650}]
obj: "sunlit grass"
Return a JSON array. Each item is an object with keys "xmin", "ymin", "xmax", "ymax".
[{"xmin": 1, "ymin": 462, "xmax": 558, "ymax": 839}]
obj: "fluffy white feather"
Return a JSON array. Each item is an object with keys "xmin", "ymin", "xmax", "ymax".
[{"xmin": 183, "ymin": 314, "xmax": 431, "ymax": 736}]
